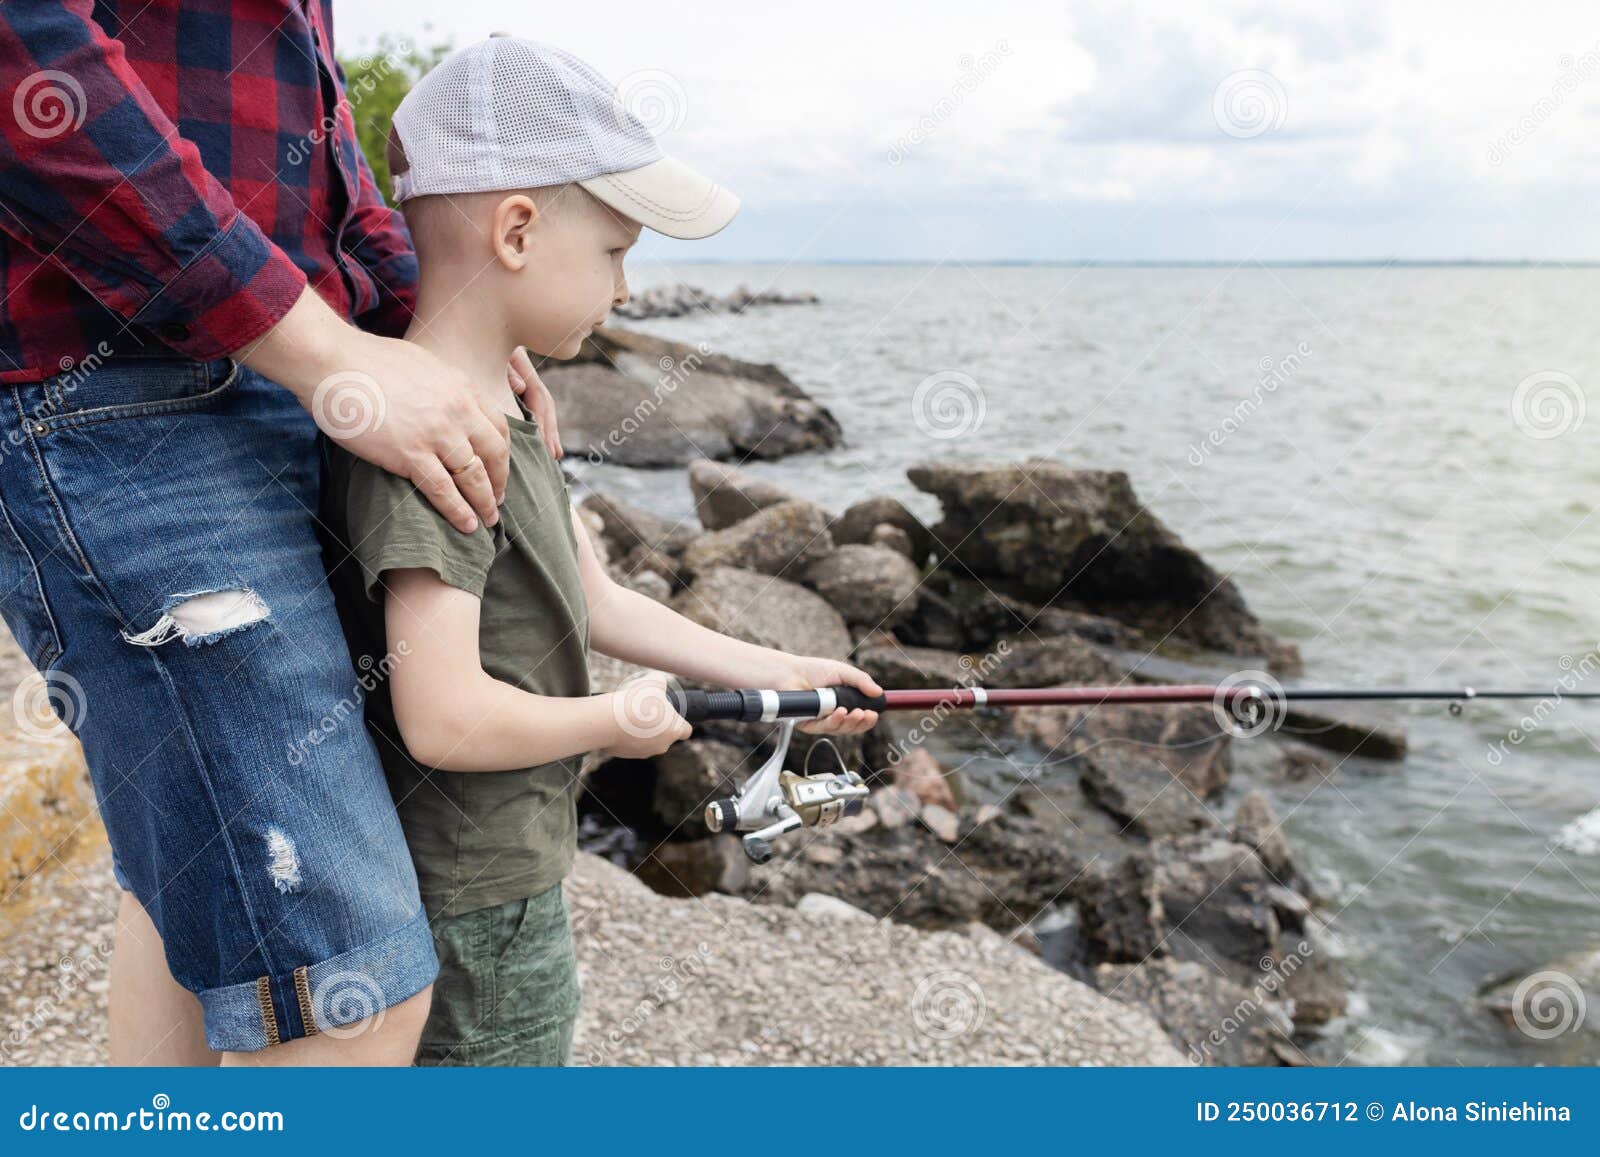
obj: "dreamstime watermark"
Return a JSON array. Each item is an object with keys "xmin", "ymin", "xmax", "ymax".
[
  {"xmin": 0, "ymin": 341, "xmax": 114, "ymax": 466},
  {"xmin": 882, "ymin": 640, "xmax": 1012, "ymax": 767},
  {"xmin": 610, "ymin": 670, "xmax": 686, "ymax": 741},
  {"xmin": 286, "ymin": 642, "xmax": 410, "ymax": 766},
  {"xmin": 1186, "ymin": 940, "xmax": 1313, "ymax": 1064},
  {"xmin": 1, "ymin": 937, "xmax": 114, "ymax": 1061},
  {"xmin": 1510, "ymin": 370, "xmax": 1584, "ymax": 439},
  {"xmin": 311, "ymin": 970, "xmax": 388, "ymax": 1039},
  {"xmin": 1485, "ymin": 646, "xmax": 1598, "ymax": 767},
  {"xmin": 1213, "ymin": 70, "xmax": 1287, "ymax": 139},
  {"xmin": 1187, "ymin": 341, "xmax": 1312, "ymax": 466},
  {"xmin": 887, "ymin": 42, "xmax": 1012, "ymax": 165},
  {"xmin": 1210, "ymin": 669, "xmax": 1288, "ymax": 738},
  {"xmin": 611, "ymin": 69, "xmax": 689, "ymax": 135},
  {"xmin": 13, "ymin": 70, "xmax": 87, "ymax": 140},
  {"xmin": 1506, "ymin": 969, "xmax": 1587, "ymax": 1040},
  {"xmin": 1487, "ymin": 45, "xmax": 1600, "ymax": 166},
  {"xmin": 581, "ymin": 342, "xmax": 711, "ymax": 465},
  {"xmin": 911, "ymin": 968, "xmax": 987, "ymax": 1040},
  {"xmin": 311, "ymin": 369, "xmax": 386, "ymax": 440},
  {"xmin": 284, "ymin": 41, "xmax": 412, "ymax": 168},
  {"xmin": 11, "ymin": 669, "xmax": 88, "ymax": 742},
  {"xmin": 584, "ymin": 942, "xmax": 714, "ymax": 1064},
  {"xmin": 911, "ymin": 370, "xmax": 986, "ymax": 441}
]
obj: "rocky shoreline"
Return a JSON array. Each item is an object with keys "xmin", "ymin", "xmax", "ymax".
[{"xmin": 570, "ymin": 398, "xmax": 1420, "ymax": 1064}]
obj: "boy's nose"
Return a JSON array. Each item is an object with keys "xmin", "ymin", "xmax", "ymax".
[{"xmin": 613, "ymin": 279, "xmax": 630, "ymax": 308}]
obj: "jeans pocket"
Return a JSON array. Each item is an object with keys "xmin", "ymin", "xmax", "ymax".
[{"xmin": 41, "ymin": 356, "xmax": 241, "ymax": 431}]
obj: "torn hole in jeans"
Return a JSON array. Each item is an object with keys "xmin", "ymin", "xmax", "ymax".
[{"xmin": 121, "ymin": 588, "xmax": 271, "ymax": 647}]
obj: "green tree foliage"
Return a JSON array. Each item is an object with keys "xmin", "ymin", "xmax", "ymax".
[{"xmin": 339, "ymin": 36, "xmax": 452, "ymax": 205}]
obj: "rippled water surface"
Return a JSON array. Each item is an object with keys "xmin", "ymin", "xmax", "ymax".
[{"xmin": 578, "ymin": 263, "xmax": 1600, "ymax": 1064}]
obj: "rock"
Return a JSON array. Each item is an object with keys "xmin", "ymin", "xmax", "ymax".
[
  {"xmin": 650, "ymin": 737, "xmax": 751, "ymax": 835},
  {"xmin": 802, "ymin": 543, "xmax": 922, "ymax": 628},
  {"xmin": 613, "ymin": 282, "xmax": 820, "ymax": 320},
  {"xmin": 671, "ymin": 566, "xmax": 852, "ymax": 659},
  {"xmin": 868, "ymin": 523, "xmax": 915, "ymax": 558},
  {"xmin": 620, "ymin": 569, "xmax": 673, "ymax": 603},
  {"xmin": 743, "ymin": 810, "xmax": 1093, "ymax": 933},
  {"xmin": 687, "ymin": 459, "xmax": 798, "ymax": 530},
  {"xmin": 682, "ymin": 500, "xmax": 835, "ymax": 578},
  {"xmin": 852, "ymin": 638, "xmax": 982, "ymax": 690},
  {"xmin": 995, "ymin": 635, "xmax": 1125, "ymax": 688},
  {"xmin": 920, "ymin": 803, "xmax": 961, "ymax": 842},
  {"xmin": 831, "ymin": 496, "xmax": 937, "ymax": 565},
  {"xmin": 1233, "ymin": 791, "xmax": 1294, "ymax": 881},
  {"xmin": 1095, "ymin": 958, "xmax": 1299, "ymax": 1066},
  {"xmin": 1479, "ymin": 946, "xmax": 1600, "ymax": 1033},
  {"xmin": 581, "ymin": 489, "xmax": 696, "ymax": 558},
  {"xmin": 900, "ymin": 571, "xmax": 1142, "ymax": 654},
  {"xmin": 888, "ymin": 747, "xmax": 958, "ymax": 812},
  {"xmin": 1279, "ymin": 702, "xmax": 1408, "ymax": 761},
  {"xmin": 795, "ymin": 893, "xmax": 874, "ymax": 921},
  {"xmin": 634, "ymin": 833, "xmax": 750, "ymax": 896},
  {"xmin": 1012, "ymin": 704, "xmax": 1230, "ymax": 839},
  {"xmin": 871, "ymin": 786, "xmax": 922, "ymax": 830},
  {"xmin": 1077, "ymin": 835, "xmax": 1319, "ymax": 988},
  {"xmin": 542, "ymin": 326, "xmax": 842, "ymax": 466},
  {"xmin": 619, "ymin": 544, "xmax": 685, "ymax": 591},
  {"xmin": 907, "ymin": 459, "xmax": 1298, "ymax": 670}
]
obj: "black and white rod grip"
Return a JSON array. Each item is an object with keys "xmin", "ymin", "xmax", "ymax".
[{"xmin": 668, "ymin": 685, "xmax": 888, "ymax": 723}]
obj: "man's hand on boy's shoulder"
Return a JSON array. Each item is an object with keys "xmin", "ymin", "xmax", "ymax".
[
  {"xmin": 508, "ymin": 347, "xmax": 564, "ymax": 459},
  {"xmin": 773, "ymin": 656, "xmax": 883, "ymax": 736}
]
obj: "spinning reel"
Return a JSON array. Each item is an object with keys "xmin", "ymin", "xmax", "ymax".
[{"xmin": 701, "ymin": 718, "xmax": 870, "ymax": 863}]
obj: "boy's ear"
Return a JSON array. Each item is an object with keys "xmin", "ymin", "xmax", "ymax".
[{"xmin": 491, "ymin": 194, "xmax": 539, "ymax": 270}]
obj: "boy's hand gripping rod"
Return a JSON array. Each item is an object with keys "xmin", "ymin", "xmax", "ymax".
[{"xmin": 668, "ymin": 681, "xmax": 1600, "ymax": 863}]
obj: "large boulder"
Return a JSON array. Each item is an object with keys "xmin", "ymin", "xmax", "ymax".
[
  {"xmin": 580, "ymin": 490, "xmax": 696, "ymax": 559},
  {"xmin": 687, "ymin": 459, "xmax": 798, "ymax": 530},
  {"xmin": 681, "ymin": 500, "xmax": 834, "ymax": 578},
  {"xmin": 802, "ymin": 543, "xmax": 922, "ymax": 628},
  {"xmin": 1095, "ymin": 958, "xmax": 1300, "ymax": 1066},
  {"xmin": 541, "ymin": 326, "xmax": 842, "ymax": 466},
  {"xmin": 907, "ymin": 459, "xmax": 1298, "ymax": 670},
  {"xmin": 1011, "ymin": 704, "xmax": 1231, "ymax": 839},
  {"xmin": 670, "ymin": 566, "xmax": 852, "ymax": 659},
  {"xmin": 901, "ymin": 570, "xmax": 1141, "ymax": 653},
  {"xmin": 831, "ymin": 496, "xmax": 937, "ymax": 565}
]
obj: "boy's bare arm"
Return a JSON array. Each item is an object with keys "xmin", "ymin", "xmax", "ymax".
[
  {"xmin": 383, "ymin": 567, "xmax": 688, "ymax": 771},
  {"xmin": 570, "ymin": 509, "xmax": 882, "ymax": 734}
]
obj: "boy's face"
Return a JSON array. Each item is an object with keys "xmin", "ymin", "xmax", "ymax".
[{"xmin": 504, "ymin": 186, "xmax": 642, "ymax": 360}]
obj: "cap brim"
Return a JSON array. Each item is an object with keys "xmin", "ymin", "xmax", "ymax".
[{"xmin": 578, "ymin": 155, "xmax": 740, "ymax": 240}]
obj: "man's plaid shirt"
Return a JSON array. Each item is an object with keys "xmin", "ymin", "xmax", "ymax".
[{"xmin": 0, "ymin": 0, "xmax": 417, "ymax": 383}]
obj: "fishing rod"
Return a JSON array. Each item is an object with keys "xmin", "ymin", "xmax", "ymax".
[{"xmin": 669, "ymin": 681, "xmax": 1600, "ymax": 863}]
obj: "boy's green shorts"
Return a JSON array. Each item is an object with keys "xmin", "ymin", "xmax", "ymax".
[{"xmin": 414, "ymin": 881, "xmax": 582, "ymax": 1066}]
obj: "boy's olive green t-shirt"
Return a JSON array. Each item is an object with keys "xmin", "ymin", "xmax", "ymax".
[{"xmin": 322, "ymin": 408, "xmax": 591, "ymax": 919}]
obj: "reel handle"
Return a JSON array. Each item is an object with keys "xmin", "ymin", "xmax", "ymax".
[{"xmin": 669, "ymin": 684, "xmax": 887, "ymax": 723}]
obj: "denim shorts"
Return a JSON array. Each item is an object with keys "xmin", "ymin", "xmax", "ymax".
[
  {"xmin": 415, "ymin": 882, "xmax": 582, "ymax": 1067},
  {"xmin": 0, "ymin": 354, "xmax": 438, "ymax": 1051}
]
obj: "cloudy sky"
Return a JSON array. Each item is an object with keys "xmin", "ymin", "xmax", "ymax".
[{"xmin": 336, "ymin": 0, "xmax": 1600, "ymax": 262}]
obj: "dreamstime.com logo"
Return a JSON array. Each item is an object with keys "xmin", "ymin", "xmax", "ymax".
[
  {"xmin": 911, "ymin": 968, "xmax": 987, "ymax": 1040},
  {"xmin": 312, "ymin": 370, "xmax": 386, "ymax": 440},
  {"xmin": 1508, "ymin": 970, "xmax": 1587, "ymax": 1040},
  {"xmin": 1511, "ymin": 370, "xmax": 1585, "ymax": 439},
  {"xmin": 612, "ymin": 69, "xmax": 688, "ymax": 135},
  {"xmin": 13, "ymin": 70, "xmax": 87, "ymax": 139},
  {"xmin": 11, "ymin": 669, "xmax": 87, "ymax": 741},
  {"xmin": 17, "ymin": 1094, "xmax": 284, "ymax": 1133},
  {"xmin": 1211, "ymin": 669, "xmax": 1288, "ymax": 738},
  {"xmin": 911, "ymin": 370, "xmax": 986, "ymax": 440},
  {"xmin": 1213, "ymin": 70, "xmax": 1287, "ymax": 139},
  {"xmin": 311, "ymin": 970, "xmax": 387, "ymax": 1040},
  {"xmin": 611, "ymin": 671, "xmax": 686, "ymax": 740}
]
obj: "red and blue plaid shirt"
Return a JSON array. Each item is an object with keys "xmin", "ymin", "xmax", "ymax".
[{"xmin": 0, "ymin": 0, "xmax": 416, "ymax": 383}]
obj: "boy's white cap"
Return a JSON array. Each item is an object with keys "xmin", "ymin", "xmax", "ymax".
[{"xmin": 389, "ymin": 37, "xmax": 739, "ymax": 240}]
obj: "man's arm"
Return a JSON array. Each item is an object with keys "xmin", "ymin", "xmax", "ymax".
[
  {"xmin": 383, "ymin": 567, "xmax": 689, "ymax": 770},
  {"xmin": 0, "ymin": 3, "xmax": 507, "ymax": 533},
  {"xmin": 571, "ymin": 509, "xmax": 883, "ymax": 733}
]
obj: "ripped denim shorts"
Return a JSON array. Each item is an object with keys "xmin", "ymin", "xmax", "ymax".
[{"xmin": 0, "ymin": 354, "xmax": 438, "ymax": 1051}]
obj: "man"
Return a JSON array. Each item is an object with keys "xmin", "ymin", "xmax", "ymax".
[{"xmin": 0, "ymin": 2, "xmax": 552, "ymax": 1064}]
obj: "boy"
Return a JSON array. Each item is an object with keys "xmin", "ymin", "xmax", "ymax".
[{"xmin": 320, "ymin": 37, "xmax": 881, "ymax": 1067}]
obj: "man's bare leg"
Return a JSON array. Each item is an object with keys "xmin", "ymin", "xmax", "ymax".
[
  {"xmin": 222, "ymin": 986, "xmax": 432, "ymax": 1066},
  {"xmin": 109, "ymin": 890, "xmax": 219, "ymax": 1066}
]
